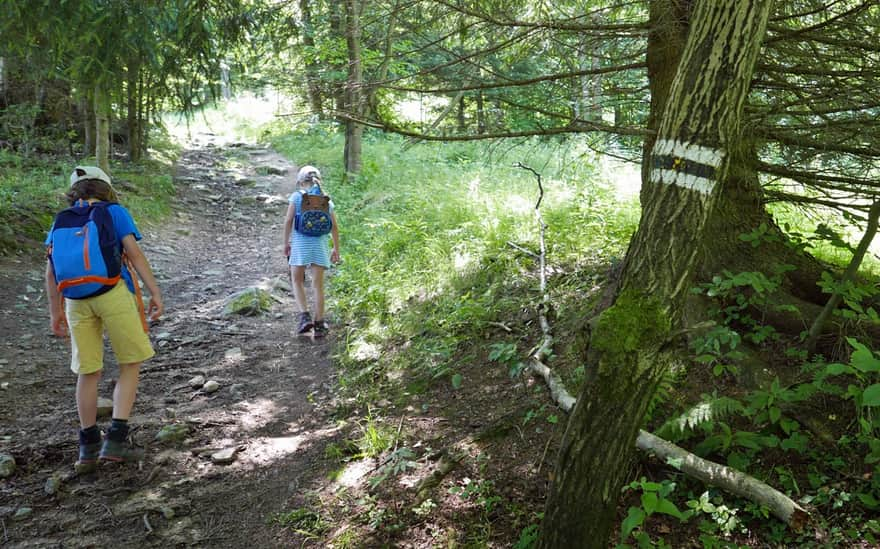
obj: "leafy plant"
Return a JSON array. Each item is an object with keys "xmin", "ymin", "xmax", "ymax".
[
  {"xmin": 618, "ymin": 478, "xmax": 690, "ymax": 547},
  {"xmin": 370, "ymin": 447, "xmax": 418, "ymax": 489}
]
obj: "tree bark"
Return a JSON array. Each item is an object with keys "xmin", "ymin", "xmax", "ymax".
[
  {"xmin": 539, "ymin": 2, "xmax": 774, "ymax": 547},
  {"xmin": 299, "ymin": 0, "xmax": 324, "ymax": 117},
  {"xmin": 126, "ymin": 58, "xmax": 141, "ymax": 162},
  {"xmin": 94, "ymin": 84, "xmax": 110, "ymax": 174},
  {"xmin": 343, "ymin": 0, "xmax": 363, "ymax": 176}
]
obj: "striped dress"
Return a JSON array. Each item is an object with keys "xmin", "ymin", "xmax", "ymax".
[{"xmin": 288, "ymin": 190, "xmax": 334, "ymax": 268}]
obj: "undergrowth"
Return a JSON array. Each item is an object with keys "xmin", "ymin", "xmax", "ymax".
[
  {"xmin": 0, "ymin": 137, "xmax": 178, "ymax": 256},
  {"xmin": 266, "ymin": 122, "xmax": 638, "ymax": 402}
]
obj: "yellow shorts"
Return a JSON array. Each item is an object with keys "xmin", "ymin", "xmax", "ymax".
[{"xmin": 66, "ymin": 282, "xmax": 155, "ymax": 375}]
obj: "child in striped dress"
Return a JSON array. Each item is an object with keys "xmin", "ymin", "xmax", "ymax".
[{"xmin": 283, "ymin": 165, "xmax": 340, "ymax": 336}]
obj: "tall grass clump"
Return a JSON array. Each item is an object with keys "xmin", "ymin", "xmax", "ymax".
[{"xmin": 266, "ymin": 122, "xmax": 639, "ymax": 399}]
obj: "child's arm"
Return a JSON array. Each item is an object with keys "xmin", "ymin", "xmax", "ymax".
[
  {"xmin": 330, "ymin": 211, "xmax": 340, "ymax": 264},
  {"xmin": 121, "ymin": 234, "xmax": 164, "ymax": 321},
  {"xmin": 44, "ymin": 261, "xmax": 67, "ymax": 337},
  {"xmin": 283, "ymin": 203, "xmax": 295, "ymax": 257}
]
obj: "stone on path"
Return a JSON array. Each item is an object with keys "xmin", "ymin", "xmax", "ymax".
[
  {"xmin": 12, "ymin": 507, "xmax": 32, "ymax": 521},
  {"xmin": 211, "ymin": 447, "xmax": 238, "ymax": 465},
  {"xmin": 0, "ymin": 453, "xmax": 15, "ymax": 477},
  {"xmin": 222, "ymin": 287, "xmax": 274, "ymax": 317},
  {"xmin": 188, "ymin": 375, "xmax": 206, "ymax": 389},
  {"xmin": 203, "ymin": 380, "xmax": 220, "ymax": 394}
]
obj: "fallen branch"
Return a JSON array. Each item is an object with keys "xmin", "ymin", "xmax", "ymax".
[{"xmin": 516, "ymin": 164, "xmax": 809, "ymax": 530}]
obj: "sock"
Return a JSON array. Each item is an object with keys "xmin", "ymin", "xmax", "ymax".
[
  {"xmin": 79, "ymin": 425, "xmax": 101, "ymax": 445},
  {"xmin": 106, "ymin": 418, "xmax": 129, "ymax": 442}
]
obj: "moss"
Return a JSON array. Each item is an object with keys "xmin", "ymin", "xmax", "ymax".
[{"xmin": 590, "ymin": 290, "xmax": 671, "ymax": 374}]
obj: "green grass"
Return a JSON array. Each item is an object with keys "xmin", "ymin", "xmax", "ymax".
[
  {"xmin": 264, "ymin": 121, "xmax": 638, "ymax": 402},
  {"xmin": 0, "ymin": 134, "xmax": 179, "ymax": 256}
]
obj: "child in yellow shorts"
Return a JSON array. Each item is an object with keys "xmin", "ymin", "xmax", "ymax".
[{"xmin": 45, "ymin": 166, "xmax": 164, "ymax": 472}]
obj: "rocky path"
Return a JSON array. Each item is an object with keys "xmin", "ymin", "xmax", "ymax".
[{"xmin": 0, "ymin": 138, "xmax": 340, "ymax": 547}]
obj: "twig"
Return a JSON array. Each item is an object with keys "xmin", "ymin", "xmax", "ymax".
[
  {"xmin": 535, "ymin": 433, "xmax": 554, "ymax": 476},
  {"xmin": 486, "ymin": 321, "xmax": 513, "ymax": 332},
  {"xmin": 143, "ymin": 512, "xmax": 153, "ymax": 534},
  {"xmin": 506, "ymin": 240, "xmax": 540, "ymax": 260}
]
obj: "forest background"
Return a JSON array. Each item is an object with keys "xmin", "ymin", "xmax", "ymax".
[{"xmin": 2, "ymin": 1, "xmax": 880, "ymax": 547}]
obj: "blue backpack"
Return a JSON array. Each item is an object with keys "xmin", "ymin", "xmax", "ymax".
[
  {"xmin": 295, "ymin": 184, "xmax": 332, "ymax": 237},
  {"xmin": 48, "ymin": 201, "xmax": 122, "ymax": 299}
]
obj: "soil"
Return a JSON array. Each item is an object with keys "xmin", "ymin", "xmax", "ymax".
[
  {"xmin": 0, "ymin": 138, "xmax": 353, "ymax": 547},
  {"xmin": 0, "ymin": 137, "xmax": 560, "ymax": 548}
]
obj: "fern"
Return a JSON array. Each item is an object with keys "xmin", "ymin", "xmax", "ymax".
[
  {"xmin": 655, "ymin": 393, "xmax": 745, "ymax": 441},
  {"xmin": 644, "ymin": 366, "xmax": 683, "ymax": 423}
]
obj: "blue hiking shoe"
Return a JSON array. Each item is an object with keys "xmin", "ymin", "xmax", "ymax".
[
  {"xmin": 74, "ymin": 441, "xmax": 102, "ymax": 474},
  {"xmin": 99, "ymin": 439, "xmax": 144, "ymax": 464},
  {"xmin": 297, "ymin": 312, "xmax": 313, "ymax": 335}
]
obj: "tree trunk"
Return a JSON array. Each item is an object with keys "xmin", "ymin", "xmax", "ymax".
[
  {"xmin": 127, "ymin": 59, "xmax": 141, "ymax": 162},
  {"xmin": 343, "ymin": 0, "xmax": 363, "ymax": 176},
  {"xmin": 538, "ymin": 2, "xmax": 773, "ymax": 547},
  {"xmin": 476, "ymin": 91, "xmax": 485, "ymax": 134},
  {"xmin": 94, "ymin": 84, "xmax": 110, "ymax": 174},
  {"xmin": 299, "ymin": 0, "xmax": 324, "ymax": 117},
  {"xmin": 643, "ymin": 0, "xmax": 826, "ymax": 310}
]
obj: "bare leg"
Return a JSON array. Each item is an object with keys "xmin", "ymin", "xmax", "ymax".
[
  {"xmin": 312, "ymin": 265, "xmax": 326, "ymax": 321},
  {"xmin": 76, "ymin": 371, "xmax": 101, "ymax": 428},
  {"xmin": 290, "ymin": 265, "xmax": 309, "ymax": 313},
  {"xmin": 112, "ymin": 363, "xmax": 141, "ymax": 420}
]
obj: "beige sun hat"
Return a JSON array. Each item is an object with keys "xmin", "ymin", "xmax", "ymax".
[
  {"xmin": 296, "ymin": 165, "xmax": 321, "ymax": 185},
  {"xmin": 69, "ymin": 166, "xmax": 112, "ymax": 187}
]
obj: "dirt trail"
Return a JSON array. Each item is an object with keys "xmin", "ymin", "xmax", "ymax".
[{"xmin": 0, "ymin": 137, "xmax": 340, "ymax": 547}]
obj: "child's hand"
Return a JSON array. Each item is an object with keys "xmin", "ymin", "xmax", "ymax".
[
  {"xmin": 284, "ymin": 243, "xmax": 291, "ymax": 257},
  {"xmin": 331, "ymin": 247, "xmax": 340, "ymax": 264},
  {"xmin": 147, "ymin": 295, "xmax": 164, "ymax": 321},
  {"xmin": 50, "ymin": 313, "xmax": 68, "ymax": 338}
]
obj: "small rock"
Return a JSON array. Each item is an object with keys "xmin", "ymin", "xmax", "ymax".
[
  {"xmin": 164, "ymin": 408, "xmax": 176, "ymax": 419},
  {"xmin": 224, "ymin": 348, "xmax": 242, "ymax": 360},
  {"xmin": 155, "ymin": 424, "xmax": 189, "ymax": 443},
  {"xmin": 222, "ymin": 287, "xmax": 274, "ymax": 317},
  {"xmin": 12, "ymin": 507, "xmax": 32, "ymax": 521},
  {"xmin": 155, "ymin": 331, "xmax": 172, "ymax": 340},
  {"xmin": 0, "ymin": 453, "xmax": 16, "ymax": 477},
  {"xmin": 265, "ymin": 166, "xmax": 287, "ymax": 175},
  {"xmin": 0, "ymin": 358, "xmax": 8, "ymax": 365},
  {"xmin": 160, "ymin": 506, "xmax": 175, "ymax": 519},
  {"xmin": 188, "ymin": 375, "xmax": 206, "ymax": 389},
  {"xmin": 44, "ymin": 473, "xmax": 62, "ymax": 496},
  {"xmin": 97, "ymin": 397, "xmax": 114, "ymax": 418},
  {"xmin": 203, "ymin": 380, "xmax": 220, "ymax": 394},
  {"xmin": 1, "ymin": 382, "xmax": 8, "ymax": 390},
  {"xmin": 211, "ymin": 447, "xmax": 238, "ymax": 465}
]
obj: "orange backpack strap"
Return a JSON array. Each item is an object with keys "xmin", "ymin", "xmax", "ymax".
[{"xmin": 123, "ymin": 254, "xmax": 149, "ymax": 333}]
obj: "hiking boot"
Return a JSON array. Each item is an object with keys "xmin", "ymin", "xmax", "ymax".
[
  {"xmin": 297, "ymin": 312, "xmax": 313, "ymax": 334},
  {"xmin": 74, "ymin": 441, "xmax": 102, "ymax": 474},
  {"xmin": 99, "ymin": 439, "xmax": 144, "ymax": 464},
  {"xmin": 313, "ymin": 320, "xmax": 329, "ymax": 338}
]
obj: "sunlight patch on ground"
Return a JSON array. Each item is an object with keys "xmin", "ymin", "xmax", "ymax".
[
  {"xmin": 235, "ymin": 398, "xmax": 283, "ymax": 431},
  {"xmin": 334, "ymin": 459, "xmax": 373, "ymax": 488}
]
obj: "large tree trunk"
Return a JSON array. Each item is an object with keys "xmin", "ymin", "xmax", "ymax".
[
  {"xmin": 343, "ymin": 0, "xmax": 363, "ymax": 176},
  {"xmin": 644, "ymin": 0, "xmax": 826, "ymax": 312},
  {"xmin": 538, "ymin": 2, "xmax": 773, "ymax": 547},
  {"xmin": 94, "ymin": 84, "xmax": 110, "ymax": 174}
]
